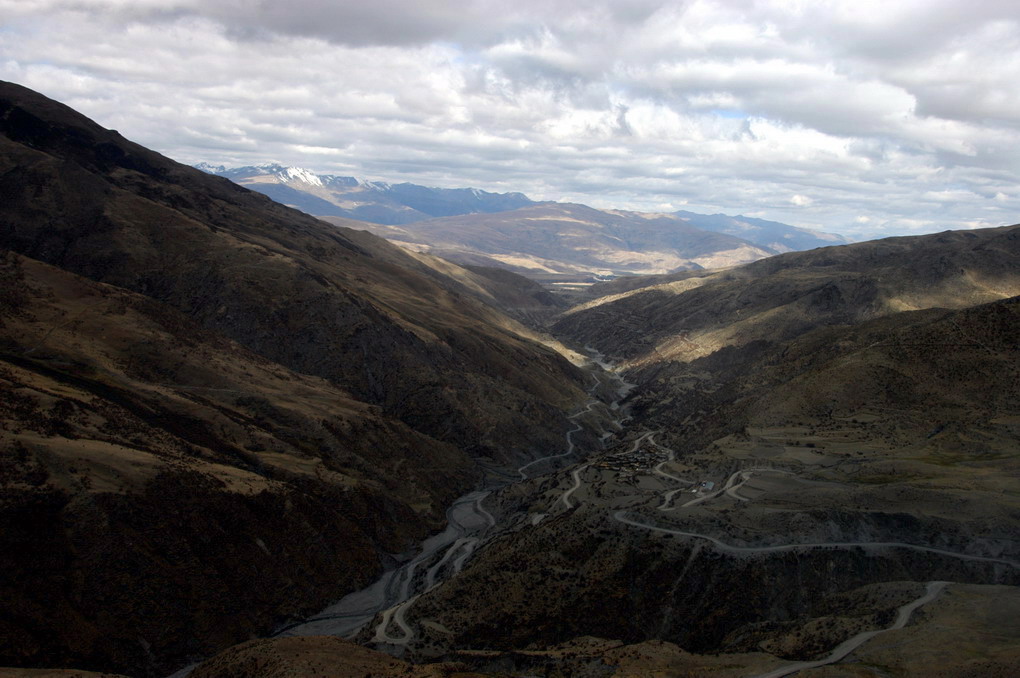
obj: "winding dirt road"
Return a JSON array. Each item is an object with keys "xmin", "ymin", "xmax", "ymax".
[
  {"xmin": 517, "ymin": 417, "xmax": 585, "ymax": 480},
  {"xmin": 751, "ymin": 581, "xmax": 949, "ymax": 678},
  {"xmin": 560, "ymin": 464, "xmax": 589, "ymax": 509},
  {"xmin": 647, "ymin": 433, "xmax": 697, "ymax": 510},
  {"xmin": 614, "ymin": 511, "xmax": 1020, "ymax": 568},
  {"xmin": 367, "ymin": 355, "xmax": 632, "ymax": 647},
  {"xmin": 680, "ymin": 467, "xmax": 789, "ymax": 508}
]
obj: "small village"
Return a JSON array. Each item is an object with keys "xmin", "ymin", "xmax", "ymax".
[{"xmin": 593, "ymin": 442, "xmax": 662, "ymax": 478}]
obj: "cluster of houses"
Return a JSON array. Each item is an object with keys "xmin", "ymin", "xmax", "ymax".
[
  {"xmin": 590, "ymin": 442, "xmax": 721, "ymax": 496},
  {"xmin": 593, "ymin": 442, "xmax": 661, "ymax": 478}
]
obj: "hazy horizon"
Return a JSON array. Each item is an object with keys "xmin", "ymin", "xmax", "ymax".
[{"xmin": 3, "ymin": 0, "xmax": 1019, "ymax": 240}]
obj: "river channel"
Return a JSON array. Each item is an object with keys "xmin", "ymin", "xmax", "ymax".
[
  {"xmin": 272, "ymin": 353, "xmax": 630, "ymax": 650},
  {"xmin": 164, "ymin": 354, "xmax": 629, "ymax": 677}
]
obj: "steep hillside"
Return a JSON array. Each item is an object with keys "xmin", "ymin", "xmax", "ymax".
[
  {"xmin": 457, "ymin": 264, "xmax": 568, "ymax": 325},
  {"xmin": 305, "ymin": 229, "xmax": 569, "ymax": 327},
  {"xmin": 3, "ymin": 80, "xmax": 1017, "ymax": 678},
  {"xmin": 188, "ymin": 637, "xmax": 491, "ymax": 678},
  {"xmin": 330, "ymin": 203, "xmax": 776, "ymax": 277},
  {"xmin": 0, "ymin": 81, "xmax": 589, "ymax": 464},
  {"xmin": 0, "ymin": 252, "xmax": 472, "ymax": 675},
  {"xmin": 389, "ymin": 278, "xmax": 1020, "ymax": 674},
  {"xmin": 369, "ymin": 228, "xmax": 1019, "ymax": 671},
  {"xmin": 0, "ymin": 81, "xmax": 595, "ymax": 675},
  {"xmin": 555, "ymin": 224, "xmax": 1020, "ymax": 365},
  {"xmin": 145, "ymin": 579, "xmax": 1020, "ymax": 678}
]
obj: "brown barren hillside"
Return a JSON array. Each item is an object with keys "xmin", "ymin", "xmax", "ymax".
[
  {"xmin": 0, "ymin": 252, "xmax": 477, "ymax": 675},
  {"xmin": 387, "ymin": 296, "xmax": 1019, "ymax": 674},
  {"xmin": 3, "ymin": 80, "xmax": 1018, "ymax": 678},
  {"xmin": 379, "ymin": 229, "xmax": 1019, "ymax": 673},
  {"xmin": 556, "ymin": 224, "xmax": 1020, "ymax": 365},
  {"xmin": 0, "ymin": 80, "xmax": 589, "ymax": 465},
  {"xmin": 0, "ymin": 82, "xmax": 596, "ymax": 676}
]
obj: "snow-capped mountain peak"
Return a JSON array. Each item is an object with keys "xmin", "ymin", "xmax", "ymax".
[
  {"xmin": 251, "ymin": 163, "xmax": 285, "ymax": 174},
  {"xmin": 194, "ymin": 162, "xmax": 226, "ymax": 173},
  {"xmin": 348, "ymin": 176, "xmax": 385, "ymax": 190},
  {"xmin": 276, "ymin": 166, "xmax": 323, "ymax": 187},
  {"xmin": 194, "ymin": 162, "xmax": 537, "ymax": 224}
]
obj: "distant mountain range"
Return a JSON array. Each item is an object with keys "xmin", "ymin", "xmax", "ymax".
[
  {"xmin": 199, "ymin": 163, "xmax": 849, "ymax": 277},
  {"xmin": 195, "ymin": 162, "xmax": 535, "ymax": 224},
  {"xmin": 671, "ymin": 209, "xmax": 846, "ymax": 252},
  {"xmin": 330, "ymin": 203, "xmax": 775, "ymax": 277}
]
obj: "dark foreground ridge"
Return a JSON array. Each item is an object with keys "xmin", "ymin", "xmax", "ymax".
[{"xmin": 0, "ymin": 80, "xmax": 593, "ymax": 676}]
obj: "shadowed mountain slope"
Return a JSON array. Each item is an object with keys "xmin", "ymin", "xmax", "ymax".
[
  {"xmin": 0, "ymin": 252, "xmax": 472, "ymax": 675},
  {"xmin": 0, "ymin": 80, "xmax": 588, "ymax": 462},
  {"xmin": 628, "ymin": 293, "xmax": 1020, "ymax": 453},
  {"xmin": 0, "ymin": 81, "xmax": 594, "ymax": 675},
  {"xmin": 391, "ymin": 252, "xmax": 1019, "ymax": 673}
]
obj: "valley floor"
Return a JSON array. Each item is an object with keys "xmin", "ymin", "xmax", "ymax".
[{"xmin": 198, "ymin": 354, "xmax": 1020, "ymax": 678}]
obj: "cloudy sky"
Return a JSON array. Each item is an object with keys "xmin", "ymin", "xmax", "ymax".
[{"xmin": 3, "ymin": 0, "xmax": 1020, "ymax": 239}]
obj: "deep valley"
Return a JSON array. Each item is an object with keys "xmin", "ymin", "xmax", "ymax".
[{"xmin": 1, "ymin": 81, "xmax": 1019, "ymax": 678}]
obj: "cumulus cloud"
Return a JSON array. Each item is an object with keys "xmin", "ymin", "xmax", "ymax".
[{"xmin": 1, "ymin": 0, "xmax": 1019, "ymax": 239}]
